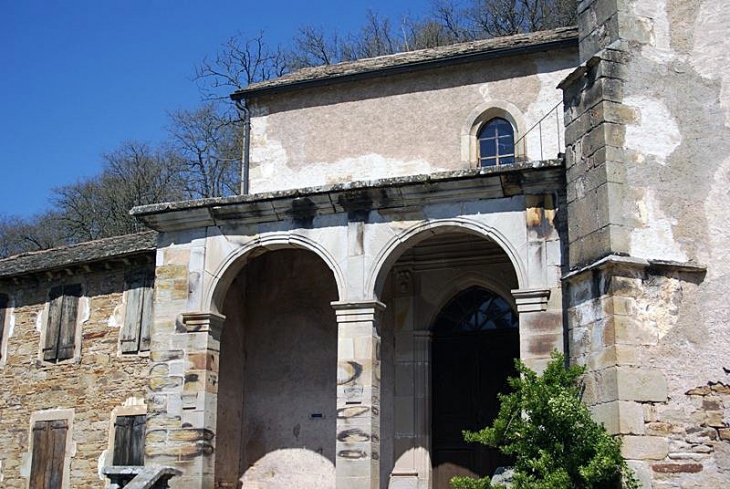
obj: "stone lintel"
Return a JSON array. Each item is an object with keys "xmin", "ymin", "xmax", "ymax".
[
  {"xmin": 180, "ymin": 311, "xmax": 226, "ymax": 339},
  {"xmin": 511, "ymin": 288, "xmax": 551, "ymax": 312},
  {"xmin": 562, "ymin": 254, "xmax": 706, "ymax": 282}
]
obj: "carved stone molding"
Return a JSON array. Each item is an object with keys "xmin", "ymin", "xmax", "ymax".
[
  {"xmin": 180, "ymin": 311, "xmax": 226, "ymax": 339},
  {"xmin": 511, "ymin": 288, "xmax": 551, "ymax": 313}
]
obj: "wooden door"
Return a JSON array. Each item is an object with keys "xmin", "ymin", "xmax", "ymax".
[{"xmin": 431, "ymin": 287, "xmax": 519, "ymax": 488}]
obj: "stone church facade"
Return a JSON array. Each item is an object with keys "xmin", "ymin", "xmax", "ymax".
[{"xmin": 1, "ymin": 1, "xmax": 729, "ymax": 488}]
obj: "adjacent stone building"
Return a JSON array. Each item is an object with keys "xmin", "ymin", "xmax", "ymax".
[{"xmin": 0, "ymin": 1, "xmax": 728, "ymax": 488}]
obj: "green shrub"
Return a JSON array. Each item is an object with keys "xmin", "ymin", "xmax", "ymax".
[{"xmin": 451, "ymin": 352, "xmax": 639, "ymax": 489}]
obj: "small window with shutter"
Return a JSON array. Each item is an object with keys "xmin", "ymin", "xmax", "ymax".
[
  {"xmin": 43, "ymin": 284, "xmax": 82, "ymax": 363},
  {"xmin": 121, "ymin": 269, "xmax": 154, "ymax": 354},
  {"xmin": 0, "ymin": 293, "xmax": 9, "ymax": 363},
  {"xmin": 112, "ymin": 414, "xmax": 146, "ymax": 466},
  {"xmin": 29, "ymin": 419, "xmax": 69, "ymax": 489}
]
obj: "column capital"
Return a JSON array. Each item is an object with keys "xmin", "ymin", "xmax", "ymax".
[
  {"xmin": 511, "ymin": 288, "xmax": 551, "ymax": 313},
  {"xmin": 331, "ymin": 300, "xmax": 386, "ymax": 324},
  {"xmin": 180, "ymin": 311, "xmax": 226, "ymax": 339}
]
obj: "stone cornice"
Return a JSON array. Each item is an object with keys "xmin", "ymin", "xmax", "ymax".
[
  {"xmin": 562, "ymin": 254, "xmax": 707, "ymax": 282},
  {"xmin": 131, "ymin": 160, "xmax": 564, "ymax": 232}
]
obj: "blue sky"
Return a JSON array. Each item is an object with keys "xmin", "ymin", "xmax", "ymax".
[{"xmin": 0, "ymin": 1, "xmax": 427, "ymax": 218}]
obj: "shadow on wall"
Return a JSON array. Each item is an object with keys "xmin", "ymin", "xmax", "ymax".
[{"xmin": 215, "ymin": 249, "xmax": 339, "ymax": 489}]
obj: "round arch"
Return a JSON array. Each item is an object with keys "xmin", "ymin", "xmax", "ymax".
[
  {"xmin": 366, "ymin": 218, "xmax": 528, "ymax": 300},
  {"xmin": 204, "ymin": 232, "xmax": 347, "ymax": 315}
]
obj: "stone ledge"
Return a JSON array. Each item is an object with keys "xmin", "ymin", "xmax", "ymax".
[
  {"xmin": 131, "ymin": 160, "xmax": 564, "ymax": 232},
  {"xmin": 562, "ymin": 254, "xmax": 707, "ymax": 282}
]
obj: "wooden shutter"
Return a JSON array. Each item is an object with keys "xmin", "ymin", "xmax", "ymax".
[
  {"xmin": 57, "ymin": 284, "xmax": 81, "ymax": 361},
  {"xmin": 29, "ymin": 419, "xmax": 68, "ymax": 489},
  {"xmin": 43, "ymin": 286, "xmax": 64, "ymax": 361},
  {"xmin": 112, "ymin": 415, "xmax": 146, "ymax": 466},
  {"xmin": 44, "ymin": 285, "xmax": 81, "ymax": 362},
  {"xmin": 0, "ymin": 293, "xmax": 8, "ymax": 362},
  {"xmin": 121, "ymin": 270, "xmax": 153, "ymax": 354}
]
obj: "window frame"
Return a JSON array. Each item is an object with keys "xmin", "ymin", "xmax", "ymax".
[
  {"xmin": 39, "ymin": 283, "xmax": 85, "ymax": 365},
  {"xmin": 27, "ymin": 409, "xmax": 74, "ymax": 489},
  {"xmin": 119, "ymin": 268, "xmax": 154, "ymax": 355},
  {"xmin": 461, "ymin": 101, "xmax": 526, "ymax": 168},
  {"xmin": 106, "ymin": 399, "xmax": 147, "ymax": 469},
  {"xmin": 477, "ymin": 117, "xmax": 517, "ymax": 167}
]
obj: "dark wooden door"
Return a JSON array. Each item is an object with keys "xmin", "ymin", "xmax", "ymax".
[{"xmin": 432, "ymin": 328, "xmax": 518, "ymax": 488}]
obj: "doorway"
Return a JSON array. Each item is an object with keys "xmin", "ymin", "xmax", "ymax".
[{"xmin": 431, "ymin": 287, "xmax": 519, "ymax": 488}]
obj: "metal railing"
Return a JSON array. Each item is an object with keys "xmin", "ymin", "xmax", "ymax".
[{"xmin": 514, "ymin": 101, "xmax": 563, "ymax": 162}]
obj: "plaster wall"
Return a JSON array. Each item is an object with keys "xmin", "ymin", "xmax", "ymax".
[
  {"xmin": 617, "ymin": 9, "xmax": 730, "ymax": 474},
  {"xmin": 0, "ymin": 268, "xmax": 149, "ymax": 489},
  {"xmin": 246, "ymin": 49, "xmax": 576, "ymax": 193},
  {"xmin": 216, "ymin": 249, "xmax": 339, "ymax": 489}
]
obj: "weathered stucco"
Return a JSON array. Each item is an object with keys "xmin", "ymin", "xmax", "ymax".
[
  {"xmin": 247, "ymin": 49, "xmax": 576, "ymax": 194},
  {"xmin": 564, "ymin": 0, "xmax": 730, "ymax": 486}
]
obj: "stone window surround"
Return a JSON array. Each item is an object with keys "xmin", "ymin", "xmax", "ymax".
[
  {"xmin": 36, "ymin": 283, "xmax": 88, "ymax": 366},
  {"xmin": 24, "ymin": 408, "xmax": 76, "ymax": 489},
  {"xmin": 102, "ymin": 397, "xmax": 147, "ymax": 478},
  {"xmin": 461, "ymin": 100, "xmax": 526, "ymax": 168},
  {"xmin": 0, "ymin": 293, "xmax": 13, "ymax": 367}
]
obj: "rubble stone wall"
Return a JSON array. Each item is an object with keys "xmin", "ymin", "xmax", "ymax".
[{"xmin": 0, "ymin": 267, "xmax": 149, "ymax": 489}]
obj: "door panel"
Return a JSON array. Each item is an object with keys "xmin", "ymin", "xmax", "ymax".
[{"xmin": 432, "ymin": 329, "xmax": 518, "ymax": 487}]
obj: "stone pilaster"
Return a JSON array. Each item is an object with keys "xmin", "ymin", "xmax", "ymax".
[
  {"xmin": 146, "ymin": 311, "xmax": 224, "ymax": 489},
  {"xmin": 332, "ymin": 300, "xmax": 385, "ymax": 489},
  {"xmin": 512, "ymin": 288, "xmax": 561, "ymax": 373}
]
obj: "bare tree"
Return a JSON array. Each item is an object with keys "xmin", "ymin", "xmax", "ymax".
[
  {"xmin": 288, "ymin": 25, "xmax": 342, "ymax": 69},
  {"xmin": 167, "ymin": 104, "xmax": 241, "ymax": 199},
  {"xmin": 0, "ymin": 213, "xmax": 68, "ymax": 259},
  {"xmin": 195, "ymin": 31, "xmax": 288, "ymax": 100},
  {"xmin": 52, "ymin": 142, "xmax": 184, "ymax": 242},
  {"xmin": 467, "ymin": 0, "xmax": 576, "ymax": 37}
]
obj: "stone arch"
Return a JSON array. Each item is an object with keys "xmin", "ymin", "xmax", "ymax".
[
  {"xmin": 204, "ymin": 232, "xmax": 346, "ymax": 316},
  {"xmin": 460, "ymin": 100, "xmax": 527, "ymax": 166},
  {"xmin": 367, "ymin": 218, "xmax": 528, "ymax": 300}
]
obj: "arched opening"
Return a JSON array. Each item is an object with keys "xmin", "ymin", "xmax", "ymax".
[
  {"xmin": 431, "ymin": 287, "xmax": 518, "ymax": 486},
  {"xmin": 214, "ymin": 248, "xmax": 338, "ymax": 489},
  {"xmin": 477, "ymin": 117, "xmax": 516, "ymax": 167},
  {"xmin": 376, "ymin": 231, "xmax": 520, "ymax": 489}
]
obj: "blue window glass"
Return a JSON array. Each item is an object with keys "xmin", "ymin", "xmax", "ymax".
[{"xmin": 478, "ymin": 117, "xmax": 515, "ymax": 167}]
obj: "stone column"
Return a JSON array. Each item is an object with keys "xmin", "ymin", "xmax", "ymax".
[
  {"xmin": 146, "ymin": 311, "xmax": 224, "ymax": 489},
  {"xmin": 332, "ymin": 300, "xmax": 385, "ymax": 489}
]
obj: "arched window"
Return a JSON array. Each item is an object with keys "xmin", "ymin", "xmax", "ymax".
[
  {"xmin": 478, "ymin": 117, "xmax": 515, "ymax": 167},
  {"xmin": 432, "ymin": 287, "xmax": 517, "ymax": 333}
]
